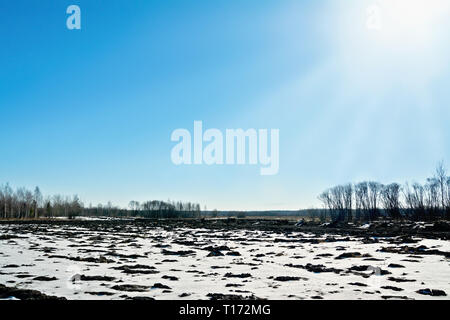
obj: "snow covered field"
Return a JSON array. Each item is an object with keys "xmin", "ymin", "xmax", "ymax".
[{"xmin": 0, "ymin": 222, "xmax": 449, "ymax": 300}]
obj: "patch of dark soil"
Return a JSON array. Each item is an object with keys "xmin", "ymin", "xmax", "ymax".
[
  {"xmin": 48, "ymin": 255, "xmax": 114, "ymax": 263},
  {"xmin": 388, "ymin": 236, "xmax": 420, "ymax": 244},
  {"xmin": 381, "ymin": 286, "xmax": 404, "ymax": 291},
  {"xmin": 361, "ymin": 238, "xmax": 379, "ymax": 244},
  {"xmin": 348, "ymin": 282, "xmax": 368, "ymax": 287},
  {"xmin": 224, "ymin": 273, "xmax": 252, "ymax": 278},
  {"xmin": 151, "ymin": 283, "xmax": 171, "ymax": 289},
  {"xmin": 153, "ymin": 243, "xmax": 171, "ymax": 248},
  {"xmin": 161, "ymin": 259, "xmax": 178, "ymax": 263},
  {"xmin": 33, "ymin": 276, "xmax": 57, "ymax": 281},
  {"xmin": 0, "ymin": 235, "xmax": 25, "ymax": 240},
  {"xmin": 424, "ymin": 221, "xmax": 450, "ymax": 232},
  {"xmin": 120, "ymin": 268, "xmax": 159, "ymax": 275},
  {"xmin": 401, "ymin": 259, "xmax": 420, "ymax": 262},
  {"xmin": 0, "ymin": 284, "xmax": 66, "ymax": 300},
  {"xmin": 111, "ymin": 284, "xmax": 149, "ymax": 292},
  {"xmin": 363, "ymin": 258, "xmax": 385, "ymax": 261},
  {"xmin": 79, "ymin": 275, "xmax": 116, "ymax": 281},
  {"xmin": 335, "ymin": 252, "xmax": 372, "ymax": 259},
  {"xmin": 388, "ymin": 263, "xmax": 405, "ymax": 268},
  {"xmin": 161, "ymin": 249, "xmax": 196, "ymax": 257},
  {"xmin": 207, "ymin": 293, "xmax": 261, "ymax": 300},
  {"xmin": 382, "ymin": 295, "xmax": 412, "ymax": 300},
  {"xmin": 179, "ymin": 293, "xmax": 191, "ymax": 297},
  {"xmin": 316, "ymin": 253, "xmax": 333, "ymax": 257},
  {"xmin": 273, "ymin": 276, "xmax": 306, "ymax": 282},
  {"xmin": 379, "ymin": 246, "xmax": 450, "ymax": 258},
  {"xmin": 416, "ymin": 288, "xmax": 447, "ymax": 296},
  {"xmin": 105, "ymin": 252, "xmax": 146, "ymax": 259},
  {"xmin": 112, "ymin": 264, "xmax": 156, "ymax": 270},
  {"xmin": 285, "ymin": 263, "xmax": 342, "ymax": 274},
  {"xmin": 85, "ymin": 291, "xmax": 115, "ymax": 296},
  {"xmin": 203, "ymin": 245, "xmax": 231, "ymax": 252},
  {"xmin": 348, "ymin": 265, "xmax": 371, "ymax": 272},
  {"xmin": 161, "ymin": 275, "xmax": 178, "ymax": 281},
  {"xmin": 126, "ymin": 296, "xmax": 155, "ymax": 300},
  {"xmin": 388, "ymin": 277, "xmax": 416, "ymax": 283},
  {"xmin": 207, "ymin": 250, "xmax": 224, "ymax": 257},
  {"xmin": 15, "ymin": 274, "xmax": 35, "ymax": 279}
]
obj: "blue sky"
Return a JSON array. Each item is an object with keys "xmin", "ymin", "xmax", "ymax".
[{"xmin": 1, "ymin": 0, "xmax": 449, "ymax": 210}]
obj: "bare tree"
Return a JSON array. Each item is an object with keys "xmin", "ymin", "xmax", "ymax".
[
  {"xmin": 318, "ymin": 189, "xmax": 333, "ymax": 221},
  {"xmin": 368, "ymin": 182, "xmax": 382, "ymax": 221},
  {"xmin": 355, "ymin": 182, "xmax": 369, "ymax": 221},
  {"xmin": 343, "ymin": 183, "xmax": 353, "ymax": 222},
  {"xmin": 33, "ymin": 186, "xmax": 42, "ymax": 219},
  {"xmin": 381, "ymin": 183, "xmax": 402, "ymax": 219},
  {"xmin": 446, "ymin": 176, "xmax": 450, "ymax": 218},
  {"xmin": 425, "ymin": 177, "xmax": 440, "ymax": 219},
  {"xmin": 435, "ymin": 161, "xmax": 447, "ymax": 210},
  {"xmin": 403, "ymin": 182, "xmax": 426, "ymax": 220}
]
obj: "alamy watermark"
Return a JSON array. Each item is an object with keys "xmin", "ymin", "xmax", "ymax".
[
  {"xmin": 171, "ymin": 121, "xmax": 279, "ymax": 175},
  {"xmin": 66, "ymin": 5, "xmax": 81, "ymax": 30},
  {"xmin": 365, "ymin": 265, "xmax": 384, "ymax": 289},
  {"xmin": 366, "ymin": 4, "xmax": 383, "ymax": 30},
  {"xmin": 66, "ymin": 264, "xmax": 83, "ymax": 291},
  {"xmin": 65, "ymin": 4, "xmax": 384, "ymax": 32}
]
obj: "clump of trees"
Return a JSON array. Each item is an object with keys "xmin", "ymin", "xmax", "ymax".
[
  {"xmin": 318, "ymin": 162, "xmax": 450, "ymax": 222},
  {"xmin": 125, "ymin": 200, "xmax": 202, "ymax": 219},
  {"xmin": 0, "ymin": 185, "xmax": 202, "ymax": 220},
  {"xmin": 0, "ymin": 185, "xmax": 83, "ymax": 219}
]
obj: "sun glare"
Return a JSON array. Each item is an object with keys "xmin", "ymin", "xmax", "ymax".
[
  {"xmin": 368, "ymin": 0, "xmax": 450, "ymax": 46},
  {"xmin": 325, "ymin": 0, "xmax": 450, "ymax": 90}
]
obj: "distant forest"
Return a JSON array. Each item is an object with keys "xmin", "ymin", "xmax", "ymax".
[
  {"xmin": 0, "ymin": 162, "xmax": 449, "ymax": 222},
  {"xmin": 0, "ymin": 186, "xmax": 202, "ymax": 220}
]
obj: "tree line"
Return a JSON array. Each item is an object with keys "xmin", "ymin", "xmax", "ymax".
[
  {"xmin": 0, "ymin": 185, "xmax": 202, "ymax": 220},
  {"xmin": 0, "ymin": 185, "xmax": 84, "ymax": 219},
  {"xmin": 318, "ymin": 162, "xmax": 450, "ymax": 222},
  {"xmin": 125, "ymin": 200, "xmax": 202, "ymax": 218}
]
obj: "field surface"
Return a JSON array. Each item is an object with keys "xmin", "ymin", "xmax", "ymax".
[{"xmin": 0, "ymin": 219, "xmax": 449, "ymax": 300}]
